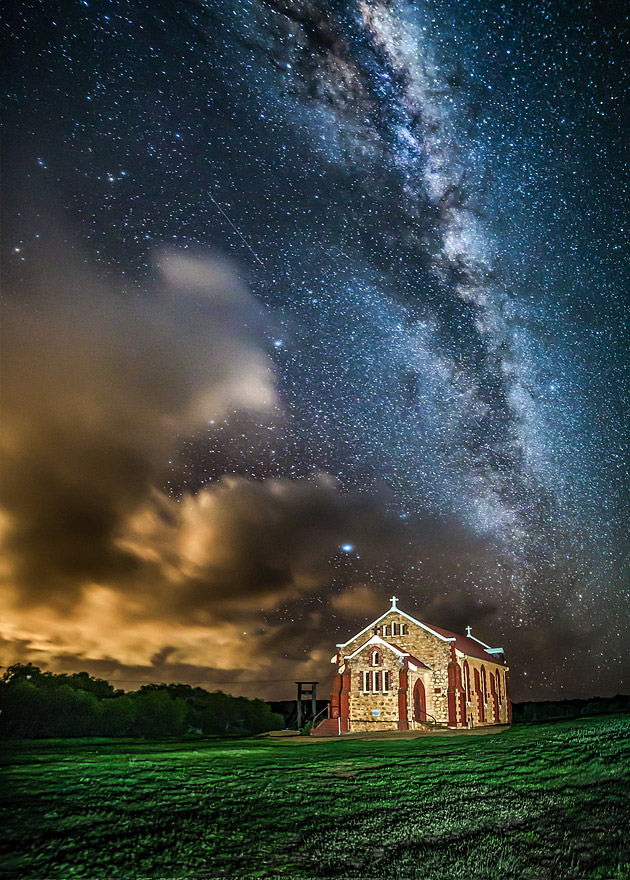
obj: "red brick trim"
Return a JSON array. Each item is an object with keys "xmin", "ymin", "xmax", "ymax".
[
  {"xmin": 474, "ymin": 667, "xmax": 484, "ymax": 723},
  {"xmin": 397, "ymin": 668, "xmax": 409, "ymax": 731},
  {"xmin": 339, "ymin": 666, "xmax": 351, "ymax": 733},
  {"xmin": 447, "ymin": 643, "xmax": 465, "ymax": 728},
  {"xmin": 329, "ymin": 671, "xmax": 342, "ymax": 719},
  {"xmin": 490, "ymin": 673, "xmax": 499, "ymax": 723}
]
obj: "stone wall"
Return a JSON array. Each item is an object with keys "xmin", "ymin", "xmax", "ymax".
[
  {"xmin": 340, "ymin": 612, "xmax": 451, "ymax": 664},
  {"xmin": 340, "ymin": 612, "xmax": 453, "ymax": 725},
  {"xmin": 346, "ymin": 645, "xmax": 400, "ymax": 732}
]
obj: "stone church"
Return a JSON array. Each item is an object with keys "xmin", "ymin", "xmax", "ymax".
[{"xmin": 312, "ymin": 597, "xmax": 510, "ymax": 735}]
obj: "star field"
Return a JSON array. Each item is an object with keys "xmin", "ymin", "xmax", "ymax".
[{"xmin": 2, "ymin": 0, "xmax": 629, "ymax": 699}]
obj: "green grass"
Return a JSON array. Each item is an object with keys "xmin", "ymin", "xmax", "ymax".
[{"xmin": 1, "ymin": 715, "xmax": 629, "ymax": 879}]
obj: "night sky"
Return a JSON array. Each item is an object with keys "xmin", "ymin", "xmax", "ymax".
[{"xmin": 2, "ymin": 0, "xmax": 628, "ymax": 702}]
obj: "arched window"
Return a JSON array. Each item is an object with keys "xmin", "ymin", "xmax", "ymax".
[
  {"xmin": 481, "ymin": 667, "xmax": 487, "ymax": 703},
  {"xmin": 370, "ymin": 649, "xmax": 381, "ymax": 666},
  {"xmin": 496, "ymin": 670, "xmax": 502, "ymax": 702},
  {"xmin": 474, "ymin": 668, "xmax": 485, "ymax": 722},
  {"xmin": 463, "ymin": 660, "xmax": 471, "ymax": 701}
]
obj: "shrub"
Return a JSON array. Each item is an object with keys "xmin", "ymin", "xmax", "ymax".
[
  {"xmin": 94, "ymin": 695, "xmax": 137, "ymax": 736},
  {"xmin": 130, "ymin": 691, "xmax": 188, "ymax": 737}
]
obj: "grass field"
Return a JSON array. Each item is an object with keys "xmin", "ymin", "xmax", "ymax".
[{"xmin": 2, "ymin": 715, "xmax": 629, "ymax": 880}]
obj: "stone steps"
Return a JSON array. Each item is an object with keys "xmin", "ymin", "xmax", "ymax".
[{"xmin": 310, "ymin": 718, "xmax": 340, "ymax": 736}]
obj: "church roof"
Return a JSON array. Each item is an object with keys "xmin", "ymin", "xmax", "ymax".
[
  {"xmin": 336, "ymin": 597, "xmax": 505, "ymax": 665},
  {"xmin": 344, "ymin": 634, "xmax": 405, "ymax": 660},
  {"xmin": 421, "ymin": 622, "xmax": 504, "ymax": 664},
  {"xmin": 336, "ymin": 600, "xmax": 454, "ymax": 648},
  {"xmin": 343, "ymin": 634, "xmax": 431, "ymax": 669},
  {"xmin": 390, "ymin": 645, "xmax": 431, "ymax": 670}
]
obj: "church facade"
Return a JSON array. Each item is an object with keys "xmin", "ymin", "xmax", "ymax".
[{"xmin": 315, "ymin": 597, "xmax": 510, "ymax": 734}]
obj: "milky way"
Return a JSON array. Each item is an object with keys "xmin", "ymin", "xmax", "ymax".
[{"xmin": 2, "ymin": 0, "xmax": 628, "ymax": 699}]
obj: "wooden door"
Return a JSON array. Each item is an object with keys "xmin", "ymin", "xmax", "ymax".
[{"xmin": 413, "ymin": 679, "xmax": 426, "ymax": 723}]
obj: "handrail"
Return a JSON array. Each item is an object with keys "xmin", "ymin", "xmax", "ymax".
[{"xmin": 311, "ymin": 704, "xmax": 329, "ymax": 729}]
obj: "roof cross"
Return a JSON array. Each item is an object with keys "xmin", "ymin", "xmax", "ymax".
[{"xmin": 390, "ymin": 595, "xmax": 398, "ymax": 609}]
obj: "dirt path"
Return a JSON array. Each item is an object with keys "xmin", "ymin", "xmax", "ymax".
[{"xmin": 263, "ymin": 724, "xmax": 511, "ymax": 744}]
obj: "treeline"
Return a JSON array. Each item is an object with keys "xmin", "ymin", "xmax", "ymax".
[
  {"xmin": 513, "ymin": 694, "xmax": 630, "ymax": 724},
  {"xmin": 0, "ymin": 664, "xmax": 284, "ymax": 738}
]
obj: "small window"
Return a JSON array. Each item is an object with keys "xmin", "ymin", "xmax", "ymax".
[
  {"xmin": 382, "ymin": 624, "xmax": 389, "ymax": 637},
  {"xmin": 401, "ymin": 624, "xmax": 408, "ymax": 635},
  {"xmin": 392, "ymin": 622, "xmax": 398, "ymax": 636},
  {"xmin": 383, "ymin": 671, "xmax": 390, "ymax": 691},
  {"xmin": 374, "ymin": 671, "xmax": 381, "ymax": 691},
  {"xmin": 370, "ymin": 649, "xmax": 381, "ymax": 667},
  {"xmin": 364, "ymin": 671, "xmax": 371, "ymax": 691}
]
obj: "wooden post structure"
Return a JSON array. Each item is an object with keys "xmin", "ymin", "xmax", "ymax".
[{"xmin": 295, "ymin": 681, "xmax": 318, "ymax": 730}]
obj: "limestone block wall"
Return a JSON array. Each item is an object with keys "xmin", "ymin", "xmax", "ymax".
[
  {"xmin": 407, "ymin": 666, "xmax": 451, "ymax": 724},
  {"xmin": 340, "ymin": 614, "xmax": 454, "ymax": 727},
  {"xmin": 406, "ymin": 669, "xmax": 443, "ymax": 727},
  {"xmin": 388, "ymin": 616, "xmax": 451, "ymax": 723},
  {"xmin": 342, "ymin": 613, "xmax": 452, "ymax": 671},
  {"xmin": 346, "ymin": 652, "xmax": 399, "ymax": 732}
]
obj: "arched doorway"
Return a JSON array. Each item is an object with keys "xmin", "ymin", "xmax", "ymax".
[{"xmin": 413, "ymin": 679, "xmax": 426, "ymax": 723}]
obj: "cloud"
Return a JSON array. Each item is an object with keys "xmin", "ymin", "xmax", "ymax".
[
  {"xmin": 1, "ymin": 246, "xmax": 277, "ymax": 607},
  {"xmin": 117, "ymin": 473, "xmax": 421, "ymax": 623},
  {"xmin": 332, "ymin": 585, "xmax": 383, "ymax": 619},
  {"xmin": 0, "ymin": 242, "xmax": 412, "ymax": 695}
]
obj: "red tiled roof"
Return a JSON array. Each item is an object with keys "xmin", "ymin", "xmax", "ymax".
[
  {"xmin": 341, "ymin": 612, "xmax": 506, "ymax": 666},
  {"xmin": 405, "ymin": 653, "xmax": 431, "ymax": 670},
  {"xmin": 385, "ymin": 643, "xmax": 430, "ymax": 669},
  {"xmin": 421, "ymin": 621, "xmax": 505, "ymax": 664}
]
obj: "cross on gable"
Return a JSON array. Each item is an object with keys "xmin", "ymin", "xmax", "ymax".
[{"xmin": 390, "ymin": 595, "xmax": 398, "ymax": 609}]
